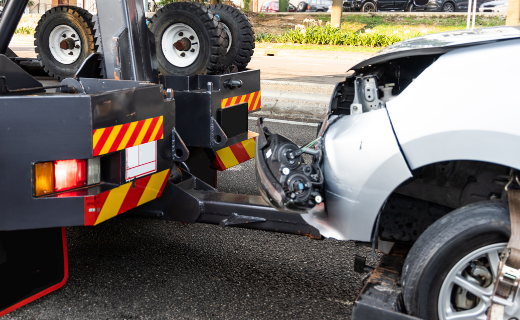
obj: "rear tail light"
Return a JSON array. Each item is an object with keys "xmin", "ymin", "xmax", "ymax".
[
  {"xmin": 34, "ymin": 158, "xmax": 101, "ymax": 196},
  {"xmin": 308, "ymin": 5, "xmax": 311, "ymax": 9},
  {"xmin": 55, "ymin": 160, "xmax": 87, "ymax": 192}
]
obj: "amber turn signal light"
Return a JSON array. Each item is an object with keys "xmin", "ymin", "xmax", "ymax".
[{"xmin": 34, "ymin": 162, "xmax": 54, "ymax": 196}]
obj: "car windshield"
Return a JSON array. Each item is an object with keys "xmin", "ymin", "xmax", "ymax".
[{"xmin": 274, "ymin": 1, "xmax": 279, "ymax": 8}]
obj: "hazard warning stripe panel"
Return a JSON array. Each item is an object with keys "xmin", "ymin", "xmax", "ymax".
[
  {"xmin": 84, "ymin": 169, "xmax": 170, "ymax": 226},
  {"xmin": 92, "ymin": 116, "xmax": 164, "ymax": 157},
  {"xmin": 221, "ymin": 91, "xmax": 261, "ymax": 112},
  {"xmin": 211, "ymin": 133, "xmax": 258, "ymax": 171}
]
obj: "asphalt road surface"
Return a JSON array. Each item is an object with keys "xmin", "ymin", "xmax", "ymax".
[{"xmin": 3, "ymin": 118, "xmax": 380, "ymax": 320}]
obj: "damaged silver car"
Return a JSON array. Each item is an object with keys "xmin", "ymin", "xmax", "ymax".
[{"xmin": 256, "ymin": 26, "xmax": 520, "ymax": 319}]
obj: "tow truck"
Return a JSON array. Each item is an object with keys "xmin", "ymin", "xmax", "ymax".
[{"xmin": 4, "ymin": 0, "xmax": 520, "ymax": 319}]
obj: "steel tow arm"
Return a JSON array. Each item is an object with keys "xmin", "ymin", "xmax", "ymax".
[{"xmin": 488, "ymin": 176, "xmax": 520, "ymax": 319}]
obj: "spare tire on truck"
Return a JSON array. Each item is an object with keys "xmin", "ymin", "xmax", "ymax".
[
  {"xmin": 209, "ymin": 4, "xmax": 255, "ymax": 71},
  {"xmin": 34, "ymin": 6, "xmax": 97, "ymax": 80},
  {"xmin": 149, "ymin": 2, "xmax": 227, "ymax": 76}
]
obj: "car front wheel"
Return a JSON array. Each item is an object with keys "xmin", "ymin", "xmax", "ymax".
[{"xmin": 402, "ymin": 201, "xmax": 520, "ymax": 319}]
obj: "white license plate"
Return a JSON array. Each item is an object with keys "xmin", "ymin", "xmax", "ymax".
[{"xmin": 125, "ymin": 141, "xmax": 157, "ymax": 181}]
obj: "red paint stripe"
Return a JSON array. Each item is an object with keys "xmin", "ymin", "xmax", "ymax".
[
  {"xmin": 108, "ymin": 123, "xmax": 131, "ymax": 153},
  {"xmin": 256, "ymin": 95, "xmax": 262, "ymax": 110},
  {"xmin": 0, "ymin": 228, "xmax": 68, "ymax": 317},
  {"xmin": 154, "ymin": 120, "xmax": 164, "ymax": 141},
  {"xmin": 142, "ymin": 117, "xmax": 160, "ymax": 144},
  {"xmin": 118, "ymin": 175, "xmax": 152, "ymax": 214},
  {"xmin": 229, "ymin": 142, "xmax": 251, "ymax": 164},
  {"xmin": 211, "ymin": 154, "xmax": 227, "ymax": 171},
  {"xmin": 225, "ymin": 97, "xmax": 234, "ymax": 108},
  {"xmin": 84, "ymin": 191, "xmax": 111, "ymax": 226},
  {"xmin": 93, "ymin": 126, "xmax": 114, "ymax": 156},
  {"xmin": 125, "ymin": 119, "xmax": 145, "ymax": 148},
  {"xmin": 248, "ymin": 92, "xmax": 258, "ymax": 112},
  {"xmin": 157, "ymin": 171, "xmax": 170, "ymax": 198}
]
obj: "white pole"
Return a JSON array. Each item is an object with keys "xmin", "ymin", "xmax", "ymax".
[
  {"xmin": 472, "ymin": 0, "xmax": 477, "ymax": 29},
  {"xmin": 467, "ymin": 0, "xmax": 473, "ymax": 29}
]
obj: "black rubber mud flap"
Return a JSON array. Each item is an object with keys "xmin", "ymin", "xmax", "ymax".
[{"xmin": 0, "ymin": 228, "xmax": 68, "ymax": 317}]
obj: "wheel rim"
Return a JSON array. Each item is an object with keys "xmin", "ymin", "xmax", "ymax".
[
  {"xmin": 161, "ymin": 23, "xmax": 200, "ymax": 68},
  {"xmin": 298, "ymin": 2, "xmax": 305, "ymax": 10},
  {"xmin": 438, "ymin": 243, "xmax": 520, "ymax": 320},
  {"xmin": 48, "ymin": 25, "xmax": 82, "ymax": 65},
  {"xmin": 443, "ymin": 3, "xmax": 454, "ymax": 11},
  {"xmin": 365, "ymin": 3, "xmax": 375, "ymax": 11},
  {"xmin": 222, "ymin": 23, "xmax": 232, "ymax": 53}
]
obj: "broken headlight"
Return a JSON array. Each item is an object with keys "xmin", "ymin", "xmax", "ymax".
[{"xmin": 255, "ymin": 118, "xmax": 324, "ymax": 213}]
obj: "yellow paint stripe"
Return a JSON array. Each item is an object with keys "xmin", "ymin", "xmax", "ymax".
[
  {"xmin": 217, "ymin": 147, "xmax": 239, "ymax": 168},
  {"xmin": 93, "ymin": 128, "xmax": 105, "ymax": 150},
  {"xmin": 252, "ymin": 91, "xmax": 261, "ymax": 111},
  {"xmin": 134, "ymin": 118, "xmax": 153, "ymax": 146},
  {"xmin": 95, "ymin": 182, "xmax": 133, "ymax": 225},
  {"xmin": 248, "ymin": 93, "xmax": 255, "ymax": 110},
  {"xmin": 150, "ymin": 116, "xmax": 163, "ymax": 143},
  {"xmin": 137, "ymin": 169, "xmax": 170, "ymax": 206},
  {"xmin": 229, "ymin": 96, "xmax": 238, "ymax": 107},
  {"xmin": 239, "ymin": 94, "xmax": 247, "ymax": 104},
  {"xmin": 221, "ymin": 98, "xmax": 228, "ymax": 108},
  {"xmin": 99, "ymin": 124, "xmax": 123, "ymax": 155},
  {"xmin": 117, "ymin": 121, "xmax": 138, "ymax": 151},
  {"xmin": 242, "ymin": 138, "xmax": 256, "ymax": 159}
]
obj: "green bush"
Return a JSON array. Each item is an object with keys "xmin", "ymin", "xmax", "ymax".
[{"xmin": 256, "ymin": 24, "xmax": 425, "ymax": 48}]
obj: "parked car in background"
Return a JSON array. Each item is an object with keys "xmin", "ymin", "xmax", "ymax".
[
  {"xmin": 412, "ymin": 0, "xmax": 496, "ymax": 11},
  {"xmin": 297, "ymin": 0, "xmax": 333, "ymax": 11},
  {"xmin": 479, "ymin": 0, "xmax": 507, "ymax": 12},
  {"xmin": 343, "ymin": 0, "xmax": 415, "ymax": 12},
  {"xmin": 261, "ymin": 1, "xmax": 297, "ymax": 11}
]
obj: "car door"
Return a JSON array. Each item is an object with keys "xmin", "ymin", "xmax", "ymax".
[
  {"xmin": 377, "ymin": 0, "xmax": 395, "ymax": 10},
  {"xmin": 393, "ymin": 0, "xmax": 408, "ymax": 9}
]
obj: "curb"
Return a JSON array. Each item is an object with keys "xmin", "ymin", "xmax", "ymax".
[{"xmin": 259, "ymin": 80, "xmax": 335, "ymax": 121}]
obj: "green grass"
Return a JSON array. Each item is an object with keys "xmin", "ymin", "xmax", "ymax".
[
  {"xmin": 15, "ymin": 27, "xmax": 35, "ymax": 35},
  {"xmin": 255, "ymin": 14, "xmax": 506, "ymax": 48}
]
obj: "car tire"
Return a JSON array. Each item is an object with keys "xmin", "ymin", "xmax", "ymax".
[
  {"xmin": 209, "ymin": 4, "xmax": 255, "ymax": 71},
  {"xmin": 34, "ymin": 6, "xmax": 97, "ymax": 81},
  {"xmin": 402, "ymin": 201, "xmax": 511, "ymax": 319},
  {"xmin": 149, "ymin": 2, "xmax": 227, "ymax": 76},
  {"xmin": 297, "ymin": 1, "xmax": 308, "ymax": 11},
  {"xmin": 361, "ymin": 2, "xmax": 377, "ymax": 12},
  {"xmin": 442, "ymin": 1, "xmax": 455, "ymax": 11}
]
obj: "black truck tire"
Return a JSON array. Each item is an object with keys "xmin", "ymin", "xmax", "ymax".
[
  {"xmin": 402, "ymin": 201, "xmax": 511, "ymax": 320},
  {"xmin": 149, "ymin": 2, "xmax": 227, "ymax": 76},
  {"xmin": 209, "ymin": 4, "xmax": 255, "ymax": 71},
  {"xmin": 34, "ymin": 6, "xmax": 97, "ymax": 81},
  {"xmin": 297, "ymin": 1, "xmax": 308, "ymax": 11}
]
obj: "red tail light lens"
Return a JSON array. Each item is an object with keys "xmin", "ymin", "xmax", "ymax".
[{"xmin": 54, "ymin": 160, "xmax": 87, "ymax": 192}]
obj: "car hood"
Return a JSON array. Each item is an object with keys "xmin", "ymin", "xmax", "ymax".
[{"xmin": 350, "ymin": 26, "xmax": 520, "ymax": 70}]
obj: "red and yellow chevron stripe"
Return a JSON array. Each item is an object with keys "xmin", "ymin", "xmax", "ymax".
[
  {"xmin": 211, "ymin": 132, "xmax": 258, "ymax": 171},
  {"xmin": 84, "ymin": 169, "xmax": 170, "ymax": 226},
  {"xmin": 221, "ymin": 91, "xmax": 261, "ymax": 112},
  {"xmin": 93, "ymin": 116, "xmax": 164, "ymax": 157}
]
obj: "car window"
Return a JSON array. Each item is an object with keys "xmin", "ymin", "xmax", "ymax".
[{"xmin": 274, "ymin": 1, "xmax": 279, "ymax": 8}]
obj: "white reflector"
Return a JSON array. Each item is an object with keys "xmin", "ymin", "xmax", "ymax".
[{"xmin": 87, "ymin": 158, "xmax": 101, "ymax": 185}]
